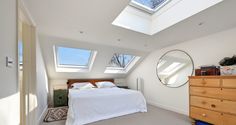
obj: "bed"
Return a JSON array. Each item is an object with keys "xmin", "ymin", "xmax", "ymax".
[{"xmin": 66, "ymin": 79, "xmax": 147, "ymax": 125}]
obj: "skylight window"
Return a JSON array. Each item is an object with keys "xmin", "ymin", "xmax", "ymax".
[
  {"xmin": 54, "ymin": 46, "xmax": 97, "ymax": 72},
  {"xmin": 130, "ymin": 0, "xmax": 171, "ymax": 14},
  {"xmin": 57, "ymin": 47, "xmax": 91, "ymax": 67},
  {"xmin": 107, "ymin": 54, "xmax": 135, "ymax": 69},
  {"xmin": 105, "ymin": 53, "xmax": 140, "ymax": 74}
]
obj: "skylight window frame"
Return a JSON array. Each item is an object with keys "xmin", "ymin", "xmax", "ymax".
[
  {"xmin": 106, "ymin": 55, "xmax": 136, "ymax": 70},
  {"xmin": 129, "ymin": 0, "xmax": 172, "ymax": 14},
  {"xmin": 105, "ymin": 53, "xmax": 140, "ymax": 74},
  {"xmin": 54, "ymin": 45, "xmax": 97, "ymax": 72}
]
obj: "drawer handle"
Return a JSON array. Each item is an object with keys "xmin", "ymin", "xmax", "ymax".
[
  {"xmin": 211, "ymin": 104, "xmax": 216, "ymax": 108},
  {"xmin": 202, "ymin": 113, "xmax": 207, "ymax": 117}
]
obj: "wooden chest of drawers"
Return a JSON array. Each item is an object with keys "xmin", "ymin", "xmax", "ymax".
[{"xmin": 189, "ymin": 76, "xmax": 236, "ymax": 125}]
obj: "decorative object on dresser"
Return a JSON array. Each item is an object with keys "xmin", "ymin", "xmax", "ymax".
[
  {"xmin": 195, "ymin": 65, "xmax": 221, "ymax": 76},
  {"xmin": 219, "ymin": 55, "xmax": 236, "ymax": 66},
  {"xmin": 53, "ymin": 86, "xmax": 68, "ymax": 107},
  {"xmin": 220, "ymin": 66, "xmax": 236, "ymax": 75},
  {"xmin": 219, "ymin": 55, "xmax": 236, "ymax": 75},
  {"xmin": 189, "ymin": 76, "xmax": 236, "ymax": 125}
]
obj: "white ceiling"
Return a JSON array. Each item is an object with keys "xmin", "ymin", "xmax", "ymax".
[
  {"xmin": 23, "ymin": 0, "xmax": 236, "ymax": 51},
  {"xmin": 22, "ymin": 0, "xmax": 236, "ymax": 79},
  {"xmin": 112, "ymin": 0, "xmax": 223, "ymax": 35}
]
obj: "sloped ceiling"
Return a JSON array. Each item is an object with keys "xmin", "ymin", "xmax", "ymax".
[
  {"xmin": 22, "ymin": 0, "xmax": 236, "ymax": 79},
  {"xmin": 39, "ymin": 34, "xmax": 148, "ymax": 79}
]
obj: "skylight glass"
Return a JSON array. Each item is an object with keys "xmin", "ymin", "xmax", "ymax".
[
  {"xmin": 133, "ymin": 0, "xmax": 166, "ymax": 9},
  {"xmin": 105, "ymin": 53, "xmax": 140, "ymax": 74},
  {"xmin": 107, "ymin": 54, "xmax": 135, "ymax": 69},
  {"xmin": 57, "ymin": 46, "xmax": 92, "ymax": 67},
  {"xmin": 130, "ymin": 0, "xmax": 171, "ymax": 13}
]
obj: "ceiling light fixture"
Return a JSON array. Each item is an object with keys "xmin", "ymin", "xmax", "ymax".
[
  {"xmin": 198, "ymin": 22, "xmax": 204, "ymax": 26},
  {"xmin": 79, "ymin": 31, "xmax": 84, "ymax": 34}
]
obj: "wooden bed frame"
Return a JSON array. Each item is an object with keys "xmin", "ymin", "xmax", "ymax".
[{"xmin": 67, "ymin": 79, "xmax": 114, "ymax": 89}]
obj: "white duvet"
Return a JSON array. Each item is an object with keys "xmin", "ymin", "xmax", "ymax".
[{"xmin": 66, "ymin": 87, "xmax": 147, "ymax": 125}]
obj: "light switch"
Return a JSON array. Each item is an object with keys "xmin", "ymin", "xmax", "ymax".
[{"xmin": 6, "ymin": 57, "xmax": 14, "ymax": 68}]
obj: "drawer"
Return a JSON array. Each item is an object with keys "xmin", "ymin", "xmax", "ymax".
[
  {"xmin": 190, "ymin": 106, "xmax": 222, "ymax": 125},
  {"xmin": 220, "ymin": 100, "xmax": 236, "ymax": 115},
  {"xmin": 190, "ymin": 78, "xmax": 220, "ymax": 87},
  {"xmin": 190, "ymin": 87, "xmax": 221, "ymax": 99},
  {"xmin": 222, "ymin": 79, "xmax": 236, "ymax": 88},
  {"xmin": 221, "ymin": 88, "xmax": 236, "ymax": 101},
  {"xmin": 190, "ymin": 96, "xmax": 221, "ymax": 112},
  {"xmin": 222, "ymin": 113, "xmax": 236, "ymax": 125}
]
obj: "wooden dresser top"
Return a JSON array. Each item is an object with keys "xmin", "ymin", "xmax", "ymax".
[{"xmin": 189, "ymin": 75, "xmax": 236, "ymax": 79}]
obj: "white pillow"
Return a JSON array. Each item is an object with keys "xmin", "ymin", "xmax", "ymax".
[
  {"xmin": 71, "ymin": 82, "xmax": 95, "ymax": 90},
  {"xmin": 95, "ymin": 81, "xmax": 116, "ymax": 88}
]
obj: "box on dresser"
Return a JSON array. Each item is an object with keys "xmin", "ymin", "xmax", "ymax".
[
  {"xmin": 189, "ymin": 76, "xmax": 236, "ymax": 125},
  {"xmin": 195, "ymin": 66, "xmax": 221, "ymax": 76}
]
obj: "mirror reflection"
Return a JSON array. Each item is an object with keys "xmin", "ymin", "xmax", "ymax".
[{"xmin": 156, "ymin": 50, "xmax": 194, "ymax": 87}]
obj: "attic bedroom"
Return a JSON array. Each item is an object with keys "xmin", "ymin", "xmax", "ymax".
[{"xmin": 1, "ymin": 0, "xmax": 236, "ymax": 125}]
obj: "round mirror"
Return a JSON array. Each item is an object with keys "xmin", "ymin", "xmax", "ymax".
[{"xmin": 156, "ymin": 50, "xmax": 194, "ymax": 88}]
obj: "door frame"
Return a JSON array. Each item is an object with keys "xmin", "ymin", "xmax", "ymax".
[{"xmin": 17, "ymin": 0, "xmax": 37, "ymax": 125}]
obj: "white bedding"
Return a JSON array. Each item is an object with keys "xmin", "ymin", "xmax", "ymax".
[{"xmin": 66, "ymin": 87, "xmax": 147, "ymax": 125}]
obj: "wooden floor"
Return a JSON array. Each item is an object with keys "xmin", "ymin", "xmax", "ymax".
[{"xmin": 41, "ymin": 105, "xmax": 191, "ymax": 125}]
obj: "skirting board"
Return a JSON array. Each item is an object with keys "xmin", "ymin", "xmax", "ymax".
[
  {"xmin": 37, "ymin": 105, "xmax": 48, "ymax": 125},
  {"xmin": 147, "ymin": 99, "xmax": 189, "ymax": 116}
]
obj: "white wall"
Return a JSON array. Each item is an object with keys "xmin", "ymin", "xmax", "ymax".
[
  {"xmin": 0, "ymin": 0, "xmax": 20, "ymax": 125},
  {"xmin": 126, "ymin": 27, "xmax": 236, "ymax": 115},
  {"xmin": 48, "ymin": 79, "xmax": 67, "ymax": 106},
  {"xmin": 36, "ymin": 39, "xmax": 49, "ymax": 124}
]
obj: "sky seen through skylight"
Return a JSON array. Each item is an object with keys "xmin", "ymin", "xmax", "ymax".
[{"xmin": 57, "ymin": 47, "xmax": 92, "ymax": 66}]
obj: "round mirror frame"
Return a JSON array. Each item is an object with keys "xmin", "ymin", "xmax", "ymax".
[{"xmin": 156, "ymin": 49, "xmax": 194, "ymax": 88}]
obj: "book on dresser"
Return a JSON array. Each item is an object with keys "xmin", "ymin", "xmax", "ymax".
[{"xmin": 189, "ymin": 76, "xmax": 236, "ymax": 125}]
